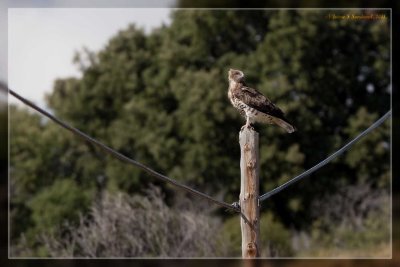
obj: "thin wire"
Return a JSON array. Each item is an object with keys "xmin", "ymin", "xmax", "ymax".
[
  {"xmin": 6, "ymin": 87, "xmax": 240, "ymax": 213},
  {"xmin": 7, "ymin": 85, "xmax": 389, "ymax": 219},
  {"xmin": 259, "ymin": 110, "xmax": 391, "ymax": 202}
]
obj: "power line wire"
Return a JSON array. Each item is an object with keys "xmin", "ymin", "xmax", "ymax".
[
  {"xmin": 5, "ymin": 85, "xmax": 391, "ymax": 216},
  {"xmin": 6, "ymin": 87, "xmax": 240, "ymax": 213},
  {"xmin": 259, "ymin": 110, "xmax": 391, "ymax": 202}
]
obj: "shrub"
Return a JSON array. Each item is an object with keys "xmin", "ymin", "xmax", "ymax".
[{"xmin": 35, "ymin": 186, "xmax": 224, "ymax": 257}]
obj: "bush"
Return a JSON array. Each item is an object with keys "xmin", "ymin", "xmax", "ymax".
[
  {"xmin": 293, "ymin": 183, "xmax": 390, "ymax": 256},
  {"xmin": 28, "ymin": 179, "xmax": 92, "ymax": 233},
  {"xmin": 30, "ymin": 186, "xmax": 225, "ymax": 257}
]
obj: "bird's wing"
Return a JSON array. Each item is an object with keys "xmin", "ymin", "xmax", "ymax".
[{"xmin": 234, "ymin": 86, "xmax": 286, "ymax": 119}]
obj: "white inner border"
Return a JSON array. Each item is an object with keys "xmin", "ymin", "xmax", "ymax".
[{"xmin": 7, "ymin": 7, "xmax": 393, "ymax": 260}]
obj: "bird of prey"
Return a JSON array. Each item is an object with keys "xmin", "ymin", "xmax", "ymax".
[{"xmin": 227, "ymin": 69, "xmax": 296, "ymax": 133}]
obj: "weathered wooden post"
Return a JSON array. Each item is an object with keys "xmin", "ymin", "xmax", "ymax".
[{"xmin": 239, "ymin": 127, "xmax": 260, "ymax": 258}]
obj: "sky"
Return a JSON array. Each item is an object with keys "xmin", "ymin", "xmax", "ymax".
[{"xmin": 8, "ymin": 8, "xmax": 172, "ymax": 107}]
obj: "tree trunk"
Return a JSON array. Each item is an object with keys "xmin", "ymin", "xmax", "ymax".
[{"xmin": 239, "ymin": 127, "xmax": 260, "ymax": 258}]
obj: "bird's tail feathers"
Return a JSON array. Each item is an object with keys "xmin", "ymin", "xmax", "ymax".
[{"xmin": 275, "ymin": 118, "xmax": 296, "ymax": 133}]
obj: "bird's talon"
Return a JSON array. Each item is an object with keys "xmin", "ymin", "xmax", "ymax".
[
  {"xmin": 246, "ymin": 124, "xmax": 254, "ymax": 130},
  {"xmin": 241, "ymin": 124, "xmax": 254, "ymax": 131}
]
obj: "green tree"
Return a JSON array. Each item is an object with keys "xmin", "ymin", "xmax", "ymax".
[
  {"xmin": 29, "ymin": 179, "xmax": 92, "ymax": 233},
  {"xmin": 10, "ymin": 106, "xmax": 95, "ymax": 241}
]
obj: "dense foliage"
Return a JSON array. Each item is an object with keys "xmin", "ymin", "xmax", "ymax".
[{"xmin": 10, "ymin": 10, "xmax": 390, "ymax": 257}]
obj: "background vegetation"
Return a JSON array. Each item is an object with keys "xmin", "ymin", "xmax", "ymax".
[{"xmin": 9, "ymin": 9, "xmax": 390, "ymax": 257}]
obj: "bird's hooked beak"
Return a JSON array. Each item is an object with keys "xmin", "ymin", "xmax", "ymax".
[
  {"xmin": 228, "ymin": 68, "xmax": 237, "ymax": 79},
  {"xmin": 228, "ymin": 68, "xmax": 236, "ymax": 76},
  {"xmin": 228, "ymin": 68, "xmax": 244, "ymax": 82}
]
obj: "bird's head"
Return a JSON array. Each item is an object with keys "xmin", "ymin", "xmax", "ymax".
[{"xmin": 228, "ymin": 69, "xmax": 244, "ymax": 83}]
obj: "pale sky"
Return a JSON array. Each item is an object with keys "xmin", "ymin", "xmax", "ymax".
[{"xmin": 8, "ymin": 8, "xmax": 172, "ymax": 107}]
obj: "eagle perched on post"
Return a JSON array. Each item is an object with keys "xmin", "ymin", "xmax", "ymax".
[{"xmin": 228, "ymin": 69, "xmax": 296, "ymax": 133}]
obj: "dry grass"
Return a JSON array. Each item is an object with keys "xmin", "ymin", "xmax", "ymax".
[
  {"xmin": 36, "ymin": 185, "xmax": 226, "ymax": 257},
  {"xmin": 297, "ymin": 242, "xmax": 391, "ymax": 258}
]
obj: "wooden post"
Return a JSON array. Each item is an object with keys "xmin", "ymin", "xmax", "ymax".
[{"xmin": 239, "ymin": 127, "xmax": 260, "ymax": 258}]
